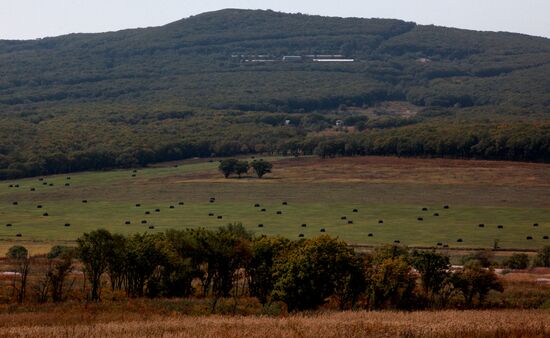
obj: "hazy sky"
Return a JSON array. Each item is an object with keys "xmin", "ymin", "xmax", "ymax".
[{"xmin": 1, "ymin": 0, "xmax": 549, "ymax": 40}]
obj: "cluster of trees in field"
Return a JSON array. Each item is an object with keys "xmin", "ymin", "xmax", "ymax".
[
  {"xmin": 218, "ymin": 159, "xmax": 273, "ymax": 178},
  {"xmin": 4, "ymin": 226, "xmax": 550, "ymax": 312}
]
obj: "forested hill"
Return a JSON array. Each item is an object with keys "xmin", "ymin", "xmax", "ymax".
[{"xmin": 0, "ymin": 9, "xmax": 549, "ymax": 179}]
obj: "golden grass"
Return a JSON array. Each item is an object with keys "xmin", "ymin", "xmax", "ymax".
[{"xmin": 0, "ymin": 310, "xmax": 548, "ymax": 338}]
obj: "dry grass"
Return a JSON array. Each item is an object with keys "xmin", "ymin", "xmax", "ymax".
[{"xmin": 0, "ymin": 309, "xmax": 547, "ymax": 338}]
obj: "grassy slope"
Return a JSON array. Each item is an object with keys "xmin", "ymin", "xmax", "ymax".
[{"xmin": 0, "ymin": 156, "xmax": 548, "ymax": 250}]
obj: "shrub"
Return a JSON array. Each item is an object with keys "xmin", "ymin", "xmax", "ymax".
[{"xmin": 503, "ymin": 253, "xmax": 529, "ymax": 269}]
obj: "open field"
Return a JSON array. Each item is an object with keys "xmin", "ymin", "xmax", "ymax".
[
  {"xmin": 0, "ymin": 156, "xmax": 549, "ymax": 250},
  {"xmin": 0, "ymin": 306, "xmax": 548, "ymax": 338}
]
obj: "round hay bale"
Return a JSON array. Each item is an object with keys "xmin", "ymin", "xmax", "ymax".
[
  {"xmin": 258, "ymin": 224, "xmax": 264, "ymax": 228},
  {"xmin": 155, "ymin": 208, "xmax": 160, "ymax": 212},
  {"xmin": 179, "ymin": 202, "xmax": 184, "ymax": 205},
  {"xmin": 169, "ymin": 206, "xmax": 175, "ymax": 209},
  {"xmin": 320, "ymin": 228, "xmax": 326, "ymax": 233},
  {"xmin": 347, "ymin": 220, "xmax": 353, "ymax": 224},
  {"xmin": 208, "ymin": 213, "xmax": 214, "ymax": 216},
  {"xmin": 131, "ymin": 174, "xmax": 136, "ymax": 177},
  {"xmin": 16, "ymin": 233, "xmax": 22, "ymax": 237},
  {"xmin": 42, "ymin": 212, "xmax": 49, "ymax": 216},
  {"xmin": 6, "ymin": 223, "xmax": 12, "ymax": 227},
  {"xmin": 533, "ymin": 223, "xmax": 539, "ymax": 227},
  {"xmin": 49, "ymin": 183, "xmax": 54, "ymax": 186},
  {"xmin": 39, "ymin": 178, "xmax": 44, "ymax": 181},
  {"xmin": 133, "ymin": 170, "xmax": 137, "ymax": 173},
  {"xmin": 125, "ymin": 221, "xmax": 131, "ymax": 225},
  {"xmin": 341, "ymin": 216, "xmax": 347, "ymax": 220},
  {"xmin": 30, "ymin": 188, "xmax": 35, "ymax": 191},
  {"xmin": 433, "ymin": 213, "xmax": 439, "ymax": 217},
  {"xmin": 298, "ymin": 234, "xmax": 305, "ymax": 238},
  {"xmin": 422, "ymin": 207, "xmax": 428, "ymax": 211},
  {"xmin": 417, "ymin": 217, "xmax": 423, "ymax": 221},
  {"xmin": 276, "ymin": 211, "xmax": 282, "ymax": 215},
  {"xmin": 136, "ymin": 204, "xmax": 141, "ymax": 207},
  {"xmin": 394, "ymin": 240, "xmax": 401, "ymax": 244},
  {"xmin": 141, "ymin": 220, "xmax": 147, "ymax": 224},
  {"xmin": 64, "ymin": 223, "xmax": 71, "ymax": 227},
  {"xmin": 437, "ymin": 242, "xmax": 443, "ymax": 246},
  {"xmin": 254, "ymin": 204, "xmax": 260, "ymax": 208},
  {"xmin": 12, "ymin": 201, "xmax": 18, "ymax": 205},
  {"xmin": 443, "ymin": 205, "xmax": 450, "ymax": 209},
  {"xmin": 282, "ymin": 202, "xmax": 288, "ymax": 205},
  {"xmin": 301, "ymin": 224, "xmax": 307, "ymax": 227},
  {"xmin": 217, "ymin": 216, "xmax": 223, "ymax": 219},
  {"xmin": 65, "ymin": 183, "xmax": 70, "ymax": 186},
  {"xmin": 543, "ymin": 236, "xmax": 549, "ymax": 240},
  {"xmin": 457, "ymin": 239, "xmax": 463, "ymax": 243},
  {"xmin": 37, "ymin": 205, "xmax": 42, "ymax": 209},
  {"xmin": 82, "ymin": 200, "xmax": 88, "ymax": 203},
  {"xmin": 378, "ymin": 220, "xmax": 384, "ymax": 224},
  {"xmin": 148, "ymin": 226, "xmax": 155, "ymax": 229},
  {"xmin": 261, "ymin": 208, "xmax": 266, "ymax": 212},
  {"xmin": 478, "ymin": 224, "xmax": 485, "ymax": 228},
  {"xmin": 209, "ymin": 200, "xmax": 215, "ymax": 203},
  {"xmin": 368, "ymin": 233, "xmax": 373, "ymax": 237},
  {"xmin": 67, "ymin": 177, "xmax": 71, "ymax": 180},
  {"xmin": 14, "ymin": 184, "xmax": 19, "ymax": 188},
  {"xmin": 145, "ymin": 211, "xmax": 150, "ymax": 215},
  {"xmin": 497, "ymin": 225, "xmax": 504, "ymax": 229},
  {"xmin": 526, "ymin": 236, "xmax": 533, "ymax": 240},
  {"xmin": 8, "ymin": 184, "xmax": 13, "ymax": 188},
  {"xmin": 353, "ymin": 209, "xmax": 358, "ymax": 213},
  {"xmin": 443, "ymin": 244, "xmax": 449, "ymax": 248},
  {"xmin": 43, "ymin": 182, "xmax": 48, "ymax": 185}
]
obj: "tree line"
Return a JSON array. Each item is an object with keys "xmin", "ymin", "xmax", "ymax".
[{"xmin": 4, "ymin": 226, "xmax": 550, "ymax": 311}]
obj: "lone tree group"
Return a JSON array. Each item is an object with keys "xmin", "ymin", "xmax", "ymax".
[{"xmin": 219, "ymin": 159, "xmax": 273, "ymax": 178}]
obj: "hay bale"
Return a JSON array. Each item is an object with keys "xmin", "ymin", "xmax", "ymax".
[
  {"xmin": 478, "ymin": 224, "xmax": 485, "ymax": 228},
  {"xmin": 353, "ymin": 209, "xmax": 358, "ymax": 213},
  {"xmin": 6, "ymin": 223, "xmax": 12, "ymax": 227},
  {"xmin": 65, "ymin": 183, "xmax": 70, "ymax": 186},
  {"xmin": 169, "ymin": 206, "xmax": 175, "ymax": 209},
  {"xmin": 422, "ymin": 207, "xmax": 428, "ymax": 211},
  {"xmin": 131, "ymin": 174, "xmax": 136, "ymax": 177},
  {"xmin": 378, "ymin": 220, "xmax": 384, "ymax": 224},
  {"xmin": 437, "ymin": 242, "xmax": 443, "ymax": 246},
  {"xmin": 66, "ymin": 177, "xmax": 71, "ymax": 180},
  {"xmin": 14, "ymin": 184, "xmax": 19, "ymax": 188},
  {"xmin": 433, "ymin": 213, "xmax": 439, "ymax": 217},
  {"xmin": 8, "ymin": 184, "xmax": 13, "ymax": 188},
  {"xmin": 533, "ymin": 223, "xmax": 539, "ymax": 227},
  {"xmin": 42, "ymin": 212, "xmax": 49, "ymax": 216},
  {"xmin": 368, "ymin": 233, "xmax": 373, "ymax": 237},
  {"xmin": 301, "ymin": 224, "xmax": 307, "ymax": 227},
  {"xmin": 282, "ymin": 202, "xmax": 288, "ymax": 205},
  {"xmin": 39, "ymin": 178, "xmax": 44, "ymax": 181},
  {"xmin": 64, "ymin": 223, "xmax": 71, "ymax": 227},
  {"xmin": 179, "ymin": 202, "xmax": 184, "ymax": 205},
  {"xmin": 341, "ymin": 216, "xmax": 347, "ymax": 220},
  {"xmin": 43, "ymin": 182, "xmax": 48, "ymax": 185},
  {"xmin": 217, "ymin": 216, "xmax": 223, "ymax": 219},
  {"xmin": 149, "ymin": 226, "xmax": 155, "ymax": 229},
  {"xmin": 254, "ymin": 204, "xmax": 260, "ymax": 207},
  {"xmin": 16, "ymin": 233, "xmax": 22, "ymax": 237},
  {"xmin": 37, "ymin": 205, "xmax": 42, "ymax": 209},
  {"xmin": 417, "ymin": 217, "xmax": 423, "ymax": 221},
  {"xmin": 457, "ymin": 239, "xmax": 463, "ymax": 243},
  {"xmin": 136, "ymin": 204, "xmax": 141, "ymax": 207},
  {"xmin": 543, "ymin": 236, "xmax": 549, "ymax": 240},
  {"xmin": 394, "ymin": 240, "xmax": 401, "ymax": 244},
  {"xmin": 49, "ymin": 183, "xmax": 54, "ymax": 186},
  {"xmin": 261, "ymin": 208, "xmax": 266, "ymax": 212},
  {"xmin": 209, "ymin": 200, "xmax": 215, "ymax": 203},
  {"xmin": 145, "ymin": 211, "xmax": 150, "ymax": 215},
  {"xmin": 141, "ymin": 220, "xmax": 147, "ymax": 224},
  {"xmin": 526, "ymin": 236, "xmax": 533, "ymax": 240},
  {"xmin": 30, "ymin": 188, "xmax": 35, "ymax": 191},
  {"xmin": 155, "ymin": 209, "xmax": 160, "ymax": 212},
  {"xmin": 443, "ymin": 244, "xmax": 449, "ymax": 248},
  {"xmin": 133, "ymin": 170, "xmax": 137, "ymax": 173},
  {"xmin": 298, "ymin": 234, "xmax": 305, "ymax": 238},
  {"xmin": 12, "ymin": 201, "xmax": 18, "ymax": 205},
  {"xmin": 125, "ymin": 221, "xmax": 131, "ymax": 225},
  {"xmin": 443, "ymin": 205, "xmax": 450, "ymax": 209},
  {"xmin": 276, "ymin": 211, "xmax": 282, "ymax": 215},
  {"xmin": 320, "ymin": 228, "xmax": 326, "ymax": 232},
  {"xmin": 208, "ymin": 213, "xmax": 214, "ymax": 216},
  {"xmin": 258, "ymin": 224, "xmax": 264, "ymax": 228},
  {"xmin": 82, "ymin": 200, "xmax": 88, "ymax": 203},
  {"xmin": 497, "ymin": 225, "xmax": 504, "ymax": 229},
  {"xmin": 347, "ymin": 220, "xmax": 353, "ymax": 224}
]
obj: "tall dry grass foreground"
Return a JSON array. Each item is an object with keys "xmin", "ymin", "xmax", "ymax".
[{"xmin": 0, "ymin": 310, "xmax": 548, "ymax": 338}]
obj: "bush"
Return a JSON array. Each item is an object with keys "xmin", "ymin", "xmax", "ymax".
[{"xmin": 503, "ymin": 253, "xmax": 530, "ymax": 269}]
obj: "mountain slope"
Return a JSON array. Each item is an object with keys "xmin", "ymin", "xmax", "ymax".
[{"xmin": 0, "ymin": 9, "xmax": 549, "ymax": 178}]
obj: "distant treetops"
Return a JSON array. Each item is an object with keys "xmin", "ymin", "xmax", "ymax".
[{"xmin": 219, "ymin": 158, "xmax": 273, "ymax": 179}]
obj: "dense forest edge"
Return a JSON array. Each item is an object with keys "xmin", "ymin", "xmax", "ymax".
[{"xmin": 0, "ymin": 9, "xmax": 549, "ymax": 179}]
